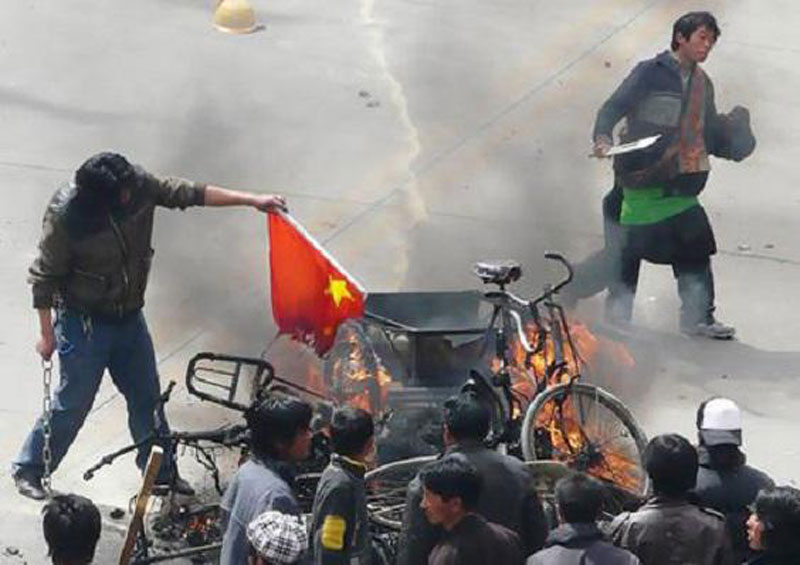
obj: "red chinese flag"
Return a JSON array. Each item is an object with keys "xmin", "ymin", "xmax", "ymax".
[{"xmin": 268, "ymin": 211, "xmax": 366, "ymax": 355}]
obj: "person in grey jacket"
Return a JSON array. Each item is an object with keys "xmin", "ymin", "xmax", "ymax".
[
  {"xmin": 591, "ymin": 11, "xmax": 755, "ymax": 339},
  {"xmin": 12, "ymin": 151, "xmax": 286, "ymax": 500},
  {"xmin": 528, "ymin": 473, "xmax": 640, "ymax": 565},
  {"xmin": 311, "ymin": 407, "xmax": 375, "ymax": 565},
  {"xmin": 610, "ymin": 434, "xmax": 735, "ymax": 565},
  {"xmin": 221, "ymin": 397, "xmax": 313, "ymax": 565},
  {"xmin": 398, "ymin": 392, "xmax": 547, "ymax": 565}
]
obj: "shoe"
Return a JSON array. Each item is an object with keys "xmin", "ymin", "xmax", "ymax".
[
  {"xmin": 681, "ymin": 320, "xmax": 736, "ymax": 340},
  {"xmin": 153, "ymin": 474, "xmax": 195, "ymax": 496},
  {"xmin": 13, "ymin": 471, "xmax": 46, "ymax": 500}
]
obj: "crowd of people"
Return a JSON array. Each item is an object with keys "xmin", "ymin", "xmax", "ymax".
[{"xmin": 39, "ymin": 394, "xmax": 799, "ymax": 565}]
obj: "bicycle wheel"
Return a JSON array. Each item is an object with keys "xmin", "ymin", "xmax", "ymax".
[
  {"xmin": 364, "ymin": 455, "xmax": 436, "ymax": 531},
  {"xmin": 521, "ymin": 383, "xmax": 649, "ymax": 497}
]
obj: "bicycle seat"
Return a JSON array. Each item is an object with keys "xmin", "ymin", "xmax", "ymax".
[{"xmin": 474, "ymin": 261, "xmax": 522, "ymax": 286}]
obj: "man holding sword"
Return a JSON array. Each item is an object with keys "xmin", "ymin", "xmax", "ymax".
[
  {"xmin": 590, "ymin": 11, "xmax": 754, "ymax": 339},
  {"xmin": 12, "ymin": 151, "xmax": 286, "ymax": 499}
]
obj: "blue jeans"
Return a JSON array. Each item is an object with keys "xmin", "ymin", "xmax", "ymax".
[{"xmin": 13, "ymin": 309, "xmax": 174, "ymax": 481}]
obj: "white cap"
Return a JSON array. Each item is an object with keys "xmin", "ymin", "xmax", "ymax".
[{"xmin": 698, "ymin": 397, "xmax": 742, "ymax": 446}]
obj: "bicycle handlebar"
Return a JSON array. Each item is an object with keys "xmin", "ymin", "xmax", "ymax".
[{"xmin": 532, "ymin": 252, "xmax": 574, "ymax": 305}]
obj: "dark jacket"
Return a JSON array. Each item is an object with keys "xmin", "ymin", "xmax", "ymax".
[
  {"xmin": 311, "ymin": 455, "xmax": 372, "ymax": 565},
  {"xmin": 28, "ymin": 167, "xmax": 206, "ymax": 318},
  {"xmin": 609, "ymin": 496, "xmax": 735, "ymax": 565},
  {"xmin": 428, "ymin": 513, "xmax": 524, "ymax": 565},
  {"xmin": 694, "ymin": 446, "xmax": 774, "ymax": 563},
  {"xmin": 747, "ymin": 552, "xmax": 800, "ymax": 565},
  {"xmin": 594, "ymin": 50, "xmax": 748, "ymax": 195},
  {"xmin": 398, "ymin": 441, "xmax": 548, "ymax": 565},
  {"xmin": 527, "ymin": 523, "xmax": 641, "ymax": 565}
]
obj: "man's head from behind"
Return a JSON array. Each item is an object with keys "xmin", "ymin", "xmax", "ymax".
[
  {"xmin": 555, "ymin": 473, "xmax": 605, "ymax": 525},
  {"xmin": 42, "ymin": 494, "xmax": 101, "ymax": 565},
  {"xmin": 671, "ymin": 11, "xmax": 720, "ymax": 63},
  {"xmin": 330, "ymin": 406, "xmax": 375, "ymax": 462},
  {"xmin": 419, "ymin": 455, "xmax": 482, "ymax": 530},
  {"xmin": 246, "ymin": 397, "xmax": 313, "ymax": 462},
  {"xmin": 644, "ymin": 434, "xmax": 698, "ymax": 497},
  {"xmin": 442, "ymin": 392, "xmax": 490, "ymax": 446},
  {"xmin": 74, "ymin": 152, "xmax": 137, "ymax": 211}
]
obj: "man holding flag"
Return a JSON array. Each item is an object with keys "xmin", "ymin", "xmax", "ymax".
[{"xmin": 14, "ymin": 151, "xmax": 286, "ymax": 500}]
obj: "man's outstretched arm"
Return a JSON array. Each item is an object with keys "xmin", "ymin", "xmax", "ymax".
[{"xmin": 204, "ymin": 185, "xmax": 286, "ymax": 212}]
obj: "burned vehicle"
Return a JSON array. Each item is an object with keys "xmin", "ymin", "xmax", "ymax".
[{"xmin": 324, "ymin": 254, "xmax": 649, "ymax": 524}]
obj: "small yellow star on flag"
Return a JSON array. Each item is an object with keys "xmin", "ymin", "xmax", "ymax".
[{"xmin": 326, "ymin": 276, "xmax": 354, "ymax": 308}]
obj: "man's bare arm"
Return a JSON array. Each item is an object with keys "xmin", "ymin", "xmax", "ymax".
[
  {"xmin": 36, "ymin": 308, "xmax": 55, "ymax": 361},
  {"xmin": 203, "ymin": 185, "xmax": 287, "ymax": 212}
]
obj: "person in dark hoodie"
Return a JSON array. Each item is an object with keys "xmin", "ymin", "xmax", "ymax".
[
  {"xmin": 590, "ymin": 11, "xmax": 755, "ymax": 339},
  {"xmin": 694, "ymin": 397, "xmax": 774, "ymax": 562},
  {"xmin": 528, "ymin": 473, "xmax": 639, "ymax": 565},
  {"xmin": 397, "ymin": 393, "xmax": 547, "ymax": 565},
  {"xmin": 745, "ymin": 486, "xmax": 800, "ymax": 565}
]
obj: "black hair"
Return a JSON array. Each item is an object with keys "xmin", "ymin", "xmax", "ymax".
[
  {"xmin": 246, "ymin": 397, "xmax": 313, "ymax": 461},
  {"xmin": 42, "ymin": 494, "xmax": 101, "ymax": 565},
  {"xmin": 419, "ymin": 455, "xmax": 482, "ymax": 511},
  {"xmin": 555, "ymin": 473, "xmax": 605, "ymax": 524},
  {"xmin": 74, "ymin": 152, "xmax": 137, "ymax": 210},
  {"xmin": 330, "ymin": 406, "xmax": 374, "ymax": 457},
  {"xmin": 443, "ymin": 392, "xmax": 490, "ymax": 442},
  {"xmin": 754, "ymin": 486, "xmax": 800, "ymax": 557},
  {"xmin": 644, "ymin": 434, "xmax": 698, "ymax": 497},
  {"xmin": 671, "ymin": 11, "xmax": 720, "ymax": 50}
]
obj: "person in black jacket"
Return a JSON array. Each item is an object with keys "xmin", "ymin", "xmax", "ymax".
[
  {"xmin": 694, "ymin": 397, "xmax": 774, "ymax": 563},
  {"xmin": 420, "ymin": 455, "xmax": 524, "ymax": 565},
  {"xmin": 589, "ymin": 11, "xmax": 755, "ymax": 339},
  {"xmin": 311, "ymin": 406, "xmax": 375, "ymax": 565},
  {"xmin": 746, "ymin": 486, "xmax": 800, "ymax": 564},
  {"xmin": 527, "ymin": 473, "xmax": 640, "ymax": 565},
  {"xmin": 397, "ymin": 393, "xmax": 548, "ymax": 565}
]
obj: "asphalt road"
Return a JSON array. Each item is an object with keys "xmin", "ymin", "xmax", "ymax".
[{"xmin": 1, "ymin": 0, "xmax": 798, "ymax": 561}]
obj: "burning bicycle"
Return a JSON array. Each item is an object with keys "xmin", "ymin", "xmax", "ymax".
[{"xmin": 323, "ymin": 253, "xmax": 649, "ymax": 530}]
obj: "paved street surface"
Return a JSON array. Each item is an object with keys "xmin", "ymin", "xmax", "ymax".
[{"xmin": 1, "ymin": 0, "xmax": 798, "ymax": 561}]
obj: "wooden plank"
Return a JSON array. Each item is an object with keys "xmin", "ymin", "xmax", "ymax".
[{"xmin": 118, "ymin": 446, "xmax": 163, "ymax": 565}]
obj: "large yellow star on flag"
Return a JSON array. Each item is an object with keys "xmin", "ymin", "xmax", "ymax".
[{"xmin": 326, "ymin": 276, "xmax": 354, "ymax": 308}]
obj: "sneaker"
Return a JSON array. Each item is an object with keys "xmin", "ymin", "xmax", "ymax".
[
  {"xmin": 13, "ymin": 470, "xmax": 46, "ymax": 500},
  {"xmin": 153, "ymin": 474, "xmax": 195, "ymax": 496},
  {"xmin": 682, "ymin": 320, "xmax": 736, "ymax": 340}
]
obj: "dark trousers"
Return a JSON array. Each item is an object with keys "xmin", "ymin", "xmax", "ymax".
[
  {"xmin": 13, "ymin": 309, "xmax": 174, "ymax": 481},
  {"xmin": 570, "ymin": 186, "xmax": 717, "ymax": 327},
  {"xmin": 606, "ymin": 254, "xmax": 715, "ymax": 327}
]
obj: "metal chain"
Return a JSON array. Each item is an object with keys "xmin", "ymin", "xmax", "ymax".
[{"xmin": 41, "ymin": 358, "xmax": 54, "ymax": 497}]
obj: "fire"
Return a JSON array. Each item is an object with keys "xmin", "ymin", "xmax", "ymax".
[
  {"xmin": 499, "ymin": 318, "xmax": 644, "ymax": 494},
  {"xmin": 322, "ymin": 316, "xmax": 643, "ymax": 494},
  {"xmin": 325, "ymin": 327, "xmax": 392, "ymax": 416},
  {"xmin": 533, "ymin": 396, "xmax": 644, "ymax": 493}
]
